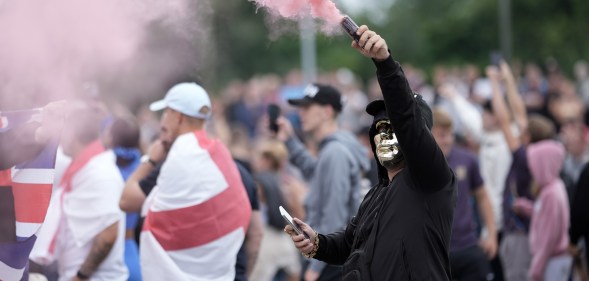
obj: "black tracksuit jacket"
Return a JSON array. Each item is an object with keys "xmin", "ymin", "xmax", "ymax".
[{"xmin": 313, "ymin": 56, "xmax": 457, "ymax": 281}]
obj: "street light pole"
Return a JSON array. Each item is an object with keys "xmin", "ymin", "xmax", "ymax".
[
  {"xmin": 498, "ymin": 0, "xmax": 512, "ymax": 62},
  {"xmin": 299, "ymin": 15, "xmax": 317, "ymax": 84}
]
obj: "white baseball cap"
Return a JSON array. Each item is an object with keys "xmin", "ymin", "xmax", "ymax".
[{"xmin": 149, "ymin": 82, "xmax": 212, "ymax": 119}]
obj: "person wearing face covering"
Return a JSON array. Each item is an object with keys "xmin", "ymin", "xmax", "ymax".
[
  {"xmin": 275, "ymin": 83, "xmax": 371, "ymax": 281},
  {"xmin": 284, "ymin": 25, "xmax": 457, "ymax": 280}
]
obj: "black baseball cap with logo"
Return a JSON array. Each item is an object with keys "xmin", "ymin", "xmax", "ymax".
[{"xmin": 287, "ymin": 83, "xmax": 344, "ymax": 112}]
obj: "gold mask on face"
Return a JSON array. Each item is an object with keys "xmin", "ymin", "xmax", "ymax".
[{"xmin": 374, "ymin": 120, "xmax": 403, "ymax": 169}]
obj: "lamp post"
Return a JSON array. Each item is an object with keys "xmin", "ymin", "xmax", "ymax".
[
  {"xmin": 299, "ymin": 15, "xmax": 317, "ymax": 84},
  {"xmin": 498, "ymin": 0, "xmax": 512, "ymax": 62}
]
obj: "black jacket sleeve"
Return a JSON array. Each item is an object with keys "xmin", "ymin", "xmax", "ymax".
[
  {"xmin": 374, "ymin": 56, "xmax": 453, "ymax": 192},
  {"xmin": 314, "ymin": 215, "xmax": 358, "ymax": 265},
  {"xmin": 570, "ymin": 163, "xmax": 589, "ymax": 244},
  {"xmin": 0, "ymin": 122, "xmax": 45, "ymax": 170},
  {"xmin": 313, "ymin": 181, "xmax": 384, "ymax": 265}
]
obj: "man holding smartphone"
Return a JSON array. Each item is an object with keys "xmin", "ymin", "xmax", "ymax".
[
  {"xmin": 275, "ymin": 83, "xmax": 370, "ymax": 281},
  {"xmin": 284, "ymin": 25, "xmax": 457, "ymax": 280}
]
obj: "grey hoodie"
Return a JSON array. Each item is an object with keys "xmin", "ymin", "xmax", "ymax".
[{"xmin": 285, "ymin": 130, "xmax": 371, "ymax": 273}]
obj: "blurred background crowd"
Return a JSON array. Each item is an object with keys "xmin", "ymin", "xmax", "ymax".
[
  {"xmin": 33, "ymin": 54, "xmax": 586, "ymax": 281},
  {"xmin": 1, "ymin": 0, "xmax": 588, "ymax": 280}
]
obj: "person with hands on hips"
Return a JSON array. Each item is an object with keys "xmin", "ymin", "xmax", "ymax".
[{"xmin": 283, "ymin": 25, "xmax": 456, "ymax": 281}]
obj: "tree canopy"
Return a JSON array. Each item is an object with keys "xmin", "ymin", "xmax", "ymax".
[{"xmin": 206, "ymin": 0, "xmax": 589, "ymax": 88}]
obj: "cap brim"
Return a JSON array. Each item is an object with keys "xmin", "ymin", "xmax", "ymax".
[
  {"xmin": 149, "ymin": 100, "xmax": 167, "ymax": 112},
  {"xmin": 287, "ymin": 97, "xmax": 313, "ymax": 107},
  {"xmin": 366, "ymin": 100, "xmax": 386, "ymax": 116}
]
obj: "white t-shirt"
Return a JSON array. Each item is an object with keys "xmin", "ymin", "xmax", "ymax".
[
  {"xmin": 56, "ymin": 151, "xmax": 128, "ymax": 281},
  {"xmin": 480, "ymin": 130, "xmax": 513, "ymax": 231}
]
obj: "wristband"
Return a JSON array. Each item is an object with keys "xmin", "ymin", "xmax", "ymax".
[
  {"xmin": 141, "ymin": 155, "xmax": 157, "ymax": 167},
  {"xmin": 304, "ymin": 231, "xmax": 320, "ymax": 259},
  {"xmin": 77, "ymin": 270, "xmax": 90, "ymax": 280}
]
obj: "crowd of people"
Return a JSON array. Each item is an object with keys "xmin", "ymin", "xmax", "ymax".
[{"xmin": 1, "ymin": 24, "xmax": 588, "ymax": 281}]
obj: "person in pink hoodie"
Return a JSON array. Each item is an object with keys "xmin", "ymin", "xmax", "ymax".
[{"xmin": 513, "ymin": 140, "xmax": 572, "ymax": 281}]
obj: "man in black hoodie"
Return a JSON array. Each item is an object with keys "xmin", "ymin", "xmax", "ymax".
[{"xmin": 285, "ymin": 25, "xmax": 457, "ymax": 280}]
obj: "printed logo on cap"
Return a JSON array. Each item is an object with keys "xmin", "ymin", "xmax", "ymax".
[{"xmin": 303, "ymin": 84, "xmax": 320, "ymax": 98}]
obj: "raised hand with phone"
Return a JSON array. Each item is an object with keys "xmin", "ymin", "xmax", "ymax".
[
  {"xmin": 267, "ymin": 104, "xmax": 281, "ymax": 133},
  {"xmin": 265, "ymin": 103, "xmax": 295, "ymax": 143}
]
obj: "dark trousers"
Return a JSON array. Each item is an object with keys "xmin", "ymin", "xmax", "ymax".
[
  {"xmin": 450, "ymin": 245, "xmax": 492, "ymax": 281},
  {"xmin": 301, "ymin": 260, "xmax": 342, "ymax": 281},
  {"xmin": 489, "ymin": 232, "xmax": 505, "ymax": 281},
  {"xmin": 0, "ymin": 186, "xmax": 16, "ymax": 243}
]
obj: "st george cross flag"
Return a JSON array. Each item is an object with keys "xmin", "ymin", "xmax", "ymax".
[
  {"xmin": 141, "ymin": 130, "xmax": 252, "ymax": 281},
  {"xmin": 0, "ymin": 109, "xmax": 58, "ymax": 281}
]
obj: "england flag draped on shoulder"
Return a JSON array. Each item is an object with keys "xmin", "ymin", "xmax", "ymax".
[
  {"xmin": 141, "ymin": 130, "xmax": 252, "ymax": 281},
  {"xmin": 0, "ymin": 109, "xmax": 58, "ymax": 281}
]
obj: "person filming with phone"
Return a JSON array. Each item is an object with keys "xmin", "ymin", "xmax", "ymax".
[
  {"xmin": 274, "ymin": 83, "xmax": 371, "ymax": 281},
  {"xmin": 283, "ymin": 25, "xmax": 457, "ymax": 281}
]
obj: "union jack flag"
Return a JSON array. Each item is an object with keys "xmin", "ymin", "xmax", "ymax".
[{"xmin": 0, "ymin": 109, "xmax": 58, "ymax": 281}]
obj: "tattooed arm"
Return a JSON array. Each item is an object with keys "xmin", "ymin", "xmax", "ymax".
[{"xmin": 76, "ymin": 221, "xmax": 119, "ymax": 280}]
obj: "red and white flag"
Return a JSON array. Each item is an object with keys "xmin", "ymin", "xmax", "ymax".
[{"xmin": 141, "ymin": 131, "xmax": 252, "ymax": 281}]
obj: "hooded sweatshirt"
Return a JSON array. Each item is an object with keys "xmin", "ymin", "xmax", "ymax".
[
  {"xmin": 525, "ymin": 140, "xmax": 570, "ymax": 281},
  {"xmin": 285, "ymin": 129, "xmax": 371, "ymax": 273},
  {"xmin": 313, "ymin": 56, "xmax": 456, "ymax": 281}
]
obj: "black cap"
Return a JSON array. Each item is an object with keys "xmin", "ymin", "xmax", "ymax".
[
  {"xmin": 366, "ymin": 94, "xmax": 433, "ymax": 130},
  {"xmin": 288, "ymin": 83, "xmax": 343, "ymax": 112},
  {"xmin": 366, "ymin": 99, "xmax": 388, "ymax": 122}
]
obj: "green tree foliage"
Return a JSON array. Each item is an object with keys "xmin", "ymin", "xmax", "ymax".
[
  {"xmin": 209, "ymin": 0, "xmax": 589, "ymax": 88},
  {"xmin": 210, "ymin": 0, "xmax": 300, "ymax": 89},
  {"xmin": 510, "ymin": 0, "xmax": 589, "ymax": 69},
  {"xmin": 385, "ymin": 0, "xmax": 589, "ymax": 75}
]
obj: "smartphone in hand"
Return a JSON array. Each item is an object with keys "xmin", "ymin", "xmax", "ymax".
[
  {"xmin": 279, "ymin": 206, "xmax": 310, "ymax": 240},
  {"xmin": 490, "ymin": 51, "xmax": 503, "ymax": 67},
  {"xmin": 267, "ymin": 104, "xmax": 281, "ymax": 133}
]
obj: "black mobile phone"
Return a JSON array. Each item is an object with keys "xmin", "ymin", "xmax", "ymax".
[
  {"xmin": 267, "ymin": 104, "xmax": 281, "ymax": 133},
  {"xmin": 279, "ymin": 206, "xmax": 310, "ymax": 239},
  {"xmin": 490, "ymin": 51, "xmax": 503, "ymax": 67}
]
